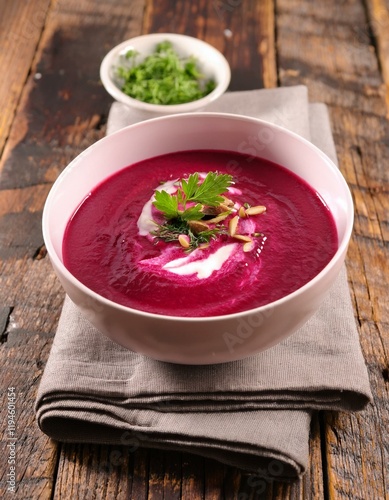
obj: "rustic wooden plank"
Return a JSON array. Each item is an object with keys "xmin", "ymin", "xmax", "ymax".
[
  {"xmin": 143, "ymin": 0, "xmax": 277, "ymax": 90},
  {"xmin": 0, "ymin": 306, "xmax": 13, "ymax": 343},
  {"xmin": 0, "ymin": 255, "xmax": 64, "ymax": 498},
  {"xmin": 365, "ymin": 0, "xmax": 389, "ymax": 115},
  {"xmin": 299, "ymin": 414, "xmax": 325, "ymax": 500},
  {"xmin": 223, "ymin": 468, "xmax": 250, "ymax": 499},
  {"xmin": 53, "ymin": 443, "xmax": 131, "ymax": 499},
  {"xmin": 276, "ymin": 0, "xmax": 386, "ymax": 116},
  {"xmin": 0, "ymin": 0, "xmax": 145, "ymax": 498},
  {"xmin": 203, "ymin": 459, "xmax": 225, "ymax": 499},
  {"xmin": 0, "ymin": 0, "xmax": 51, "ymax": 157},
  {"xmin": 130, "ymin": 448, "xmax": 149, "ymax": 499},
  {"xmin": 0, "ymin": 359, "xmax": 56, "ymax": 500},
  {"xmin": 148, "ymin": 448, "xmax": 166, "ymax": 499},
  {"xmin": 181, "ymin": 452, "xmax": 205, "ymax": 499},
  {"xmin": 0, "ymin": 0, "xmax": 145, "ymax": 190},
  {"xmin": 162, "ymin": 450, "xmax": 182, "ymax": 499},
  {"xmin": 276, "ymin": 1, "xmax": 389, "ymax": 499}
]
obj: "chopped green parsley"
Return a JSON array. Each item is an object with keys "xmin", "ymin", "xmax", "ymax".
[{"xmin": 116, "ymin": 41, "xmax": 216, "ymax": 105}]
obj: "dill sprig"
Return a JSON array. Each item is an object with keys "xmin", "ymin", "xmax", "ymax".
[{"xmin": 152, "ymin": 219, "xmax": 225, "ymax": 252}]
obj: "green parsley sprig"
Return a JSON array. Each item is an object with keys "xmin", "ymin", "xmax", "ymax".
[
  {"xmin": 153, "ymin": 172, "xmax": 232, "ymax": 220},
  {"xmin": 152, "ymin": 172, "xmax": 233, "ymax": 251}
]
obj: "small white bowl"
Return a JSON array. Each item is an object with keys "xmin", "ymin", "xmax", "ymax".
[
  {"xmin": 100, "ymin": 33, "xmax": 231, "ymax": 115},
  {"xmin": 43, "ymin": 113, "xmax": 353, "ymax": 365}
]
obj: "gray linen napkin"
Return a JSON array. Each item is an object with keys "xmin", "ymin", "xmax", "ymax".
[{"xmin": 36, "ymin": 86, "xmax": 372, "ymax": 480}]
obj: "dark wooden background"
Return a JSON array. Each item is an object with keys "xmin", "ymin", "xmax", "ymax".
[{"xmin": 0, "ymin": 0, "xmax": 388, "ymax": 498}]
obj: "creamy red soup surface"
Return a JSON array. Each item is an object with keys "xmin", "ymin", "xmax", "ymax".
[{"xmin": 63, "ymin": 150, "xmax": 338, "ymax": 317}]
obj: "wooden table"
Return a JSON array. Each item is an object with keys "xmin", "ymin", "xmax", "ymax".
[{"xmin": 1, "ymin": 1, "xmax": 388, "ymax": 498}]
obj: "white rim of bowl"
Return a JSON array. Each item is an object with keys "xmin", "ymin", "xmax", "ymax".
[
  {"xmin": 100, "ymin": 33, "xmax": 231, "ymax": 113},
  {"xmin": 42, "ymin": 112, "xmax": 354, "ymax": 323}
]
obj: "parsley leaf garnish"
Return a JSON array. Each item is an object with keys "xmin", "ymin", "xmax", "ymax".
[
  {"xmin": 181, "ymin": 172, "xmax": 199, "ymax": 200},
  {"xmin": 188, "ymin": 171, "xmax": 232, "ymax": 206},
  {"xmin": 153, "ymin": 190, "xmax": 179, "ymax": 219},
  {"xmin": 153, "ymin": 172, "xmax": 233, "ymax": 221},
  {"xmin": 180, "ymin": 204, "xmax": 204, "ymax": 221},
  {"xmin": 152, "ymin": 172, "xmax": 233, "ymax": 251}
]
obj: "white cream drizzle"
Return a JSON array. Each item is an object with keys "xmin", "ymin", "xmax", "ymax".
[
  {"xmin": 227, "ymin": 186, "xmax": 242, "ymax": 195},
  {"xmin": 163, "ymin": 243, "xmax": 237, "ymax": 279},
  {"xmin": 137, "ymin": 179, "xmax": 178, "ymax": 236}
]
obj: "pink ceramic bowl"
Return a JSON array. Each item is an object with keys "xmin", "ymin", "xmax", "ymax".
[{"xmin": 42, "ymin": 113, "xmax": 353, "ymax": 364}]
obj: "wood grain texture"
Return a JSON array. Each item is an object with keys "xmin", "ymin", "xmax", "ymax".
[
  {"xmin": 366, "ymin": 0, "xmax": 389, "ymax": 116},
  {"xmin": 0, "ymin": 0, "xmax": 145, "ymax": 498},
  {"xmin": 53, "ymin": 443, "xmax": 131, "ymax": 499},
  {"xmin": 0, "ymin": 0, "xmax": 51, "ymax": 157},
  {"xmin": 276, "ymin": 1, "xmax": 389, "ymax": 498},
  {"xmin": 144, "ymin": 0, "xmax": 277, "ymax": 90}
]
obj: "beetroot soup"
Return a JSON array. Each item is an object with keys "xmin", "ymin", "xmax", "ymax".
[{"xmin": 63, "ymin": 150, "xmax": 338, "ymax": 317}]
